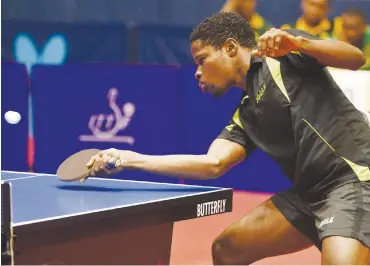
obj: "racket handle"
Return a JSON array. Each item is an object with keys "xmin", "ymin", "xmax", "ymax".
[{"xmin": 107, "ymin": 158, "xmax": 120, "ymax": 169}]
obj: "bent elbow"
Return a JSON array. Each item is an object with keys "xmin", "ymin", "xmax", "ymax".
[
  {"xmin": 349, "ymin": 51, "xmax": 366, "ymax": 70},
  {"xmin": 358, "ymin": 53, "xmax": 367, "ymax": 69},
  {"xmin": 207, "ymin": 158, "xmax": 228, "ymax": 179}
]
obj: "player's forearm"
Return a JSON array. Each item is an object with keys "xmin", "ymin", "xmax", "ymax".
[
  {"xmin": 298, "ymin": 38, "xmax": 366, "ymax": 70},
  {"xmin": 124, "ymin": 153, "xmax": 223, "ymax": 180}
]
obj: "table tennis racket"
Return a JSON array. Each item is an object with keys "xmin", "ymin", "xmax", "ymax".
[{"xmin": 56, "ymin": 148, "xmax": 119, "ymax": 182}]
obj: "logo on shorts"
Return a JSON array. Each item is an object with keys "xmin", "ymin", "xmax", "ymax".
[
  {"xmin": 319, "ymin": 216, "xmax": 334, "ymax": 228},
  {"xmin": 197, "ymin": 199, "xmax": 226, "ymax": 217},
  {"xmin": 79, "ymin": 88, "xmax": 135, "ymax": 145}
]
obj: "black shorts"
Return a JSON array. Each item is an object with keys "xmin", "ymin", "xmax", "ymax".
[{"xmin": 271, "ymin": 181, "xmax": 370, "ymax": 251}]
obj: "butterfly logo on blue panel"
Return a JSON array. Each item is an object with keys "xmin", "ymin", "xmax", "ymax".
[{"xmin": 14, "ymin": 33, "xmax": 68, "ymax": 73}]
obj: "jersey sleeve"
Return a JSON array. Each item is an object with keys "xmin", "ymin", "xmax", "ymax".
[
  {"xmin": 283, "ymin": 28, "xmax": 326, "ymax": 69},
  {"xmin": 217, "ymin": 119, "xmax": 256, "ymax": 155}
]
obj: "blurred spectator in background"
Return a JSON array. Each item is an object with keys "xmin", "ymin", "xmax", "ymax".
[
  {"xmin": 281, "ymin": 0, "xmax": 337, "ymax": 39},
  {"xmin": 221, "ymin": 0, "xmax": 273, "ymax": 38},
  {"xmin": 333, "ymin": 8, "xmax": 370, "ymax": 70}
]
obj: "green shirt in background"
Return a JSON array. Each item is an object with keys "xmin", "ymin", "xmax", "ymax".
[{"xmin": 359, "ymin": 26, "xmax": 370, "ymax": 70}]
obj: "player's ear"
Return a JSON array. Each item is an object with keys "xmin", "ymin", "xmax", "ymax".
[{"xmin": 224, "ymin": 38, "xmax": 238, "ymax": 57}]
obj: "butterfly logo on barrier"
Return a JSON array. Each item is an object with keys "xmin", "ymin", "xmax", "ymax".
[
  {"xmin": 14, "ymin": 33, "xmax": 67, "ymax": 73},
  {"xmin": 79, "ymin": 88, "xmax": 136, "ymax": 145}
]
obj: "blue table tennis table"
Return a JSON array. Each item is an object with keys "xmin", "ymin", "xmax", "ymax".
[{"xmin": 1, "ymin": 170, "xmax": 233, "ymax": 265}]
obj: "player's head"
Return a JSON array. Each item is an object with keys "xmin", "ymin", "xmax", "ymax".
[
  {"xmin": 190, "ymin": 12, "xmax": 257, "ymax": 97},
  {"xmin": 340, "ymin": 8, "xmax": 367, "ymax": 44},
  {"xmin": 301, "ymin": 0, "xmax": 330, "ymax": 26}
]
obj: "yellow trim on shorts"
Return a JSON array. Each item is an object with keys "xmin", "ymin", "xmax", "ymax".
[
  {"xmin": 302, "ymin": 119, "xmax": 370, "ymax": 182},
  {"xmin": 342, "ymin": 157, "xmax": 370, "ymax": 181},
  {"xmin": 265, "ymin": 57, "xmax": 291, "ymax": 103}
]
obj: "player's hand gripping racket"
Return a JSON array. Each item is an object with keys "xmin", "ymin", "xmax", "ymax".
[{"xmin": 56, "ymin": 149, "xmax": 120, "ymax": 182}]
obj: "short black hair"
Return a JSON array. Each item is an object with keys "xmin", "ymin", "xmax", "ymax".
[
  {"xmin": 190, "ymin": 12, "xmax": 257, "ymax": 49},
  {"xmin": 343, "ymin": 7, "xmax": 367, "ymax": 22}
]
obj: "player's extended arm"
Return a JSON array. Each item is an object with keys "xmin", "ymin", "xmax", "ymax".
[
  {"xmin": 252, "ymin": 28, "xmax": 366, "ymax": 70},
  {"xmin": 297, "ymin": 38, "xmax": 366, "ymax": 70},
  {"xmin": 87, "ymin": 139, "xmax": 246, "ymax": 180}
]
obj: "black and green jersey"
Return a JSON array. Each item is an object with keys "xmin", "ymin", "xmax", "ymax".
[{"xmin": 218, "ymin": 29, "xmax": 370, "ymax": 196}]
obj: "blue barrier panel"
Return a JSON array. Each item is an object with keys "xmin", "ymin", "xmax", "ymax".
[
  {"xmin": 1, "ymin": 62, "xmax": 29, "ymax": 171},
  {"xmin": 31, "ymin": 63, "xmax": 182, "ymax": 183},
  {"xmin": 180, "ymin": 64, "xmax": 291, "ymax": 193},
  {"xmin": 131, "ymin": 24, "xmax": 193, "ymax": 64}
]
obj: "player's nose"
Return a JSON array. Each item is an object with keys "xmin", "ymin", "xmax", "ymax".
[{"xmin": 195, "ymin": 68, "xmax": 202, "ymax": 80}]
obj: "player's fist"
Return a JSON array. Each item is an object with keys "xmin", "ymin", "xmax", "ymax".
[
  {"xmin": 86, "ymin": 148, "xmax": 127, "ymax": 177},
  {"xmin": 252, "ymin": 28, "xmax": 305, "ymax": 57}
]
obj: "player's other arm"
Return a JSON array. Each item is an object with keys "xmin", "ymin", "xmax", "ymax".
[
  {"xmin": 87, "ymin": 138, "xmax": 246, "ymax": 180},
  {"xmin": 297, "ymin": 35, "xmax": 366, "ymax": 70},
  {"xmin": 253, "ymin": 28, "xmax": 366, "ymax": 70}
]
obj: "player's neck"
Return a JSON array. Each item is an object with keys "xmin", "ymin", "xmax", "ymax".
[
  {"xmin": 234, "ymin": 49, "xmax": 252, "ymax": 90},
  {"xmin": 234, "ymin": 68, "xmax": 248, "ymax": 90}
]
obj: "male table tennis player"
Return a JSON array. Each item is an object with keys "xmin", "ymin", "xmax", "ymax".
[{"xmin": 87, "ymin": 12, "xmax": 370, "ymax": 265}]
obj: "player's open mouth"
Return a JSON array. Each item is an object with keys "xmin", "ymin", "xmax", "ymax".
[
  {"xmin": 200, "ymin": 84, "xmax": 206, "ymax": 93},
  {"xmin": 199, "ymin": 83, "xmax": 213, "ymax": 93}
]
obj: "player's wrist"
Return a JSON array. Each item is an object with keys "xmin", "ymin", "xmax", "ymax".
[
  {"xmin": 295, "ymin": 37, "xmax": 311, "ymax": 53},
  {"xmin": 118, "ymin": 150, "xmax": 142, "ymax": 169}
]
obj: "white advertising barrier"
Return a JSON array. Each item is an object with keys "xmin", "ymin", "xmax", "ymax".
[{"xmin": 328, "ymin": 68, "xmax": 370, "ymax": 115}]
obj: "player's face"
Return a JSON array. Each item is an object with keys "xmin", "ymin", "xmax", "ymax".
[
  {"xmin": 302, "ymin": 0, "xmax": 329, "ymax": 25},
  {"xmin": 191, "ymin": 40, "xmax": 240, "ymax": 97},
  {"xmin": 341, "ymin": 14, "xmax": 366, "ymax": 44}
]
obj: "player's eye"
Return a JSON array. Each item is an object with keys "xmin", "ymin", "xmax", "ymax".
[{"xmin": 199, "ymin": 57, "xmax": 205, "ymax": 65}]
